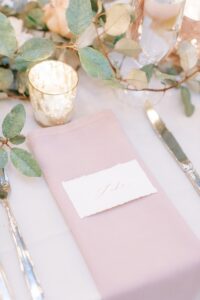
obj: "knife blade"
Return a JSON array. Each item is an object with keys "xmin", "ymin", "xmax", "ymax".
[{"xmin": 145, "ymin": 101, "xmax": 200, "ymax": 195}]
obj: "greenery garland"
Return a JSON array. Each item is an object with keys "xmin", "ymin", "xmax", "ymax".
[{"xmin": 0, "ymin": 0, "xmax": 200, "ymax": 116}]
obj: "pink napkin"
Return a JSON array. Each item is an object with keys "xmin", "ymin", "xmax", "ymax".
[{"xmin": 28, "ymin": 111, "xmax": 200, "ymax": 300}]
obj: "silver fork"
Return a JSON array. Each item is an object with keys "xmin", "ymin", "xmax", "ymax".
[
  {"xmin": 0, "ymin": 264, "xmax": 13, "ymax": 300},
  {"xmin": 0, "ymin": 168, "xmax": 44, "ymax": 300}
]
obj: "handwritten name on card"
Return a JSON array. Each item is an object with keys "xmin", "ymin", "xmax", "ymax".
[{"xmin": 62, "ymin": 160, "xmax": 157, "ymax": 218}]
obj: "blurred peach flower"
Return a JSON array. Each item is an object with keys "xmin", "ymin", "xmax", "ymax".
[{"xmin": 43, "ymin": 0, "xmax": 72, "ymax": 38}]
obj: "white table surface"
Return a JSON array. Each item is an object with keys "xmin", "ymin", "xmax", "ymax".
[{"xmin": 1, "ymin": 69, "xmax": 200, "ymax": 300}]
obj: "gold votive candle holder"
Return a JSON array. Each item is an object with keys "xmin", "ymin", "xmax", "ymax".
[{"xmin": 28, "ymin": 60, "xmax": 78, "ymax": 127}]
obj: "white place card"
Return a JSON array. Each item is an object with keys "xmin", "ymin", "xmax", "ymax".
[{"xmin": 62, "ymin": 160, "xmax": 157, "ymax": 218}]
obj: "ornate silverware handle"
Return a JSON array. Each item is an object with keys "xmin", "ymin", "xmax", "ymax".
[
  {"xmin": 0, "ymin": 264, "xmax": 13, "ymax": 300},
  {"xmin": 182, "ymin": 162, "xmax": 200, "ymax": 196},
  {"xmin": 3, "ymin": 202, "xmax": 44, "ymax": 300}
]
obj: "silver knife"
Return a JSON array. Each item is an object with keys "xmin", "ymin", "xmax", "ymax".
[
  {"xmin": 145, "ymin": 101, "xmax": 200, "ymax": 195},
  {"xmin": 0, "ymin": 265, "xmax": 13, "ymax": 300}
]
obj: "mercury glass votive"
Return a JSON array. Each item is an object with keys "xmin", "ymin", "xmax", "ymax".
[{"xmin": 28, "ymin": 60, "xmax": 78, "ymax": 126}]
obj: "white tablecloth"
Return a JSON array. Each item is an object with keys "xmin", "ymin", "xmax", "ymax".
[{"xmin": 1, "ymin": 70, "xmax": 200, "ymax": 300}]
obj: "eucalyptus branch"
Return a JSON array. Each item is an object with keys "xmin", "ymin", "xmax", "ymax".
[
  {"xmin": 0, "ymin": 104, "xmax": 41, "ymax": 177},
  {"xmin": 56, "ymin": 43, "xmax": 78, "ymax": 51},
  {"xmin": 96, "ymin": 12, "xmax": 106, "ymax": 20},
  {"xmin": 93, "ymin": 21, "xmax": 117, "ymax": 73},
  {"xmin": 123, "ymin": 67, "xmax": 200, "ymax": 93},
  {"xmin": 7, "ymin": 92, "xmax": 29, "ymax": 101},
  {"xmin": 0, "ymin": 0, "xmax": 199, "ymax": 121},
  {"xmin": 92, "ymin": 19, "xmax": 200, "ymax": 94}
]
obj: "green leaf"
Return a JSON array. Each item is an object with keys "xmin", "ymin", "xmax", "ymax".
[
  {"xmin": 16, "ymin": 71, "xmax": 28, "ymax": 95},
  {"xmin": 104, "ymin": 4, "xmax": 131, "ymax": 36},
  {"xmin": 115, "ymin": 38, "xmax": 141, "ymax": 58},
  {"xmin": 9, "ymin": 135, "xmax": 26, "ymax": 145},
  {"xmin": 180, "ymin": 86, "xmax": 195, "ymax": 117},
  {"xmin": 155, "ymin": 70, "xmax": 177, "ymax": 81},
  {"xmin": 163, "ymin": 79, "xmax": 178, "ymax": 86},
  {"xmin": 0, "ymin": 12, "xmax": 18, "ymax": 57},
  {"xmin": 66, "ymin": 0, "xmax": 93, "ymax": 35},
  {"xmin": 126, "ymin": 69, "xmax": 148, "ymax": 90},
  {"xmin": 10, "ymin": 148, "xmax": 42, "ymax": 177},
  {"xmin": 78, "ymin": 47, "xmax": 114, "ymax": 80},
  {"xmin": 113, "ymin": 33, "xmax": 125, "ymax": 45},
  {"xmin": 103, "ymin": 79, "xmax": 123, "ymax": 88},
  {"xmin": 141, "ymin": 64, "xmax": 155, "ymax": 82},
  {"xmin": 163, "ymin": 66, "xmax": 182, "ymax": 76},
  {"xmin": 0, "ymin": 68, "xmax": 14, "ymax": 90},
  {"xmin": 17, "ymin": 38, "xmax": 55, "ymax": 62},
  {"xmin": 0, "ymin": 148, "xmax": 8, "ymax": 168},
  {"xmin": 2, "ymin": 104, "xmax": 26, "ymax": 139},
  {"xmin": 11, "ymin": 57, "xmax": 32, "ymax": 72},
  {"xmin": 25, "ymin": 8, "xmax": 46, "ymax": 29}
]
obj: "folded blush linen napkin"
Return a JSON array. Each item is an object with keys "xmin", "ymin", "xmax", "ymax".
[{"xmin": 28, "ymin": 110, "xmax": 200, "ymax": 300}]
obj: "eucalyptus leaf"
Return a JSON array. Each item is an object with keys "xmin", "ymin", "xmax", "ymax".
[
  {"xmin": 0, "ymin": 12, "xmax": 18, "ymax": 57},
  {"xmin": 178, "ymin": 41, "xmax": 198, "ymax": 72},
  {"xmin": 11, "ymin": 56, "xmax": 31, "ymax": 72},
  {"xmin": 78, "ymin": 47, "xmax": 114, "ymax": 80},
  {"xmin": 0, "ymin": 68, "xmax": 14, "ymax": 90},
  {"xmin": 164, "ymin": 66, "xmax": 182, "ymax": 76},
  {"xmin": 17, "ymin": 38, "xmax": 55, "ymax": 62},
  {"xmin": 115, "ymin": 38, "xmax": 141, "ymax": 58},
  {"xmin": 25, "ymin": 8, "xmax": 45, "ymax": 29},
  {"xmin": 104, "ymin": 4, "xmax": 130, "ymax": 36},
  {"xmin": 113, "ymin": 34, "xmax": 125, "ymax": 45},
  {"xmin": 66, "ymin": 0, "xmax": 93, "ymax": 35},
  {"xmin": 180, "ymin": 86, "xmax": 195, "ymax": 117},
  {"xmin": 9, "ymin": 135, "xmax": 26, "ymax": 145},
  {"xmin": 141, "ymin": 64, "xmax": 155, "ymax": 82},
  {"xmin": 126, "ymin": 69, "xmax": 148, "ymax": 90},
  {"xmin": 2, "ymin": 104, "xmax": 26, "ymax": 139},
  {"xmin": 0, "ymin": 148, "xmax": 8, "ymax": 168},
  {"xmin": 155, "ymin": 70, "xmax": 177, "ymax": 81},
  {"xmin": 10, "ymin": 148, "xmax": 42, "ymax": 177},
  {"xmin": 163, "ymin": 79, "xmax": 178, "ymax": 86},
  {"xmin": 77, "ymin": 24, "xmax": 97, "ymax": 48},
  {"xmin": 16, "ymin": 72, "xmax": 28, "ymax": 95}
]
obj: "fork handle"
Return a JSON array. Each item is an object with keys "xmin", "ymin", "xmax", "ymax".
[{"xmin": 4, "ymin": 203, "xmax": 44, "ymax": 300}]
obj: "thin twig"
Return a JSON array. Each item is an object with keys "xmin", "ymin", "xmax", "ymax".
[
  {"xmin": 7, "ymin": 92, "xmax": 29, "ymax": 101},
  {"xmin": 56, "ymin": 44, "xmax": 77, "ymax": 51},
  {"xmin": 93, "ymin": 21, "xmax": 117, "ymax": 73},
  {"xmin": 123, "ymin": 67, "xmax": 200, "ymax": 92}
]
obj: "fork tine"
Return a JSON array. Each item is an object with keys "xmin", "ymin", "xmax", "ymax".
[
  {"xmin": 2, "ymin": 168, "xmax": 9, "ymax": 184},
  {"xmin": 0, "ymin": 168, "xmax": 10, "ymax": 199},
  {"xmin": 0, "ymin": 168, "xmax": 9, "ymax": 183}
]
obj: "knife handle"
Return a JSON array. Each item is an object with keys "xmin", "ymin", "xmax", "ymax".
[{"xmin": 182, "ymin": 162, "xmax": 200, "ymax": 195}]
